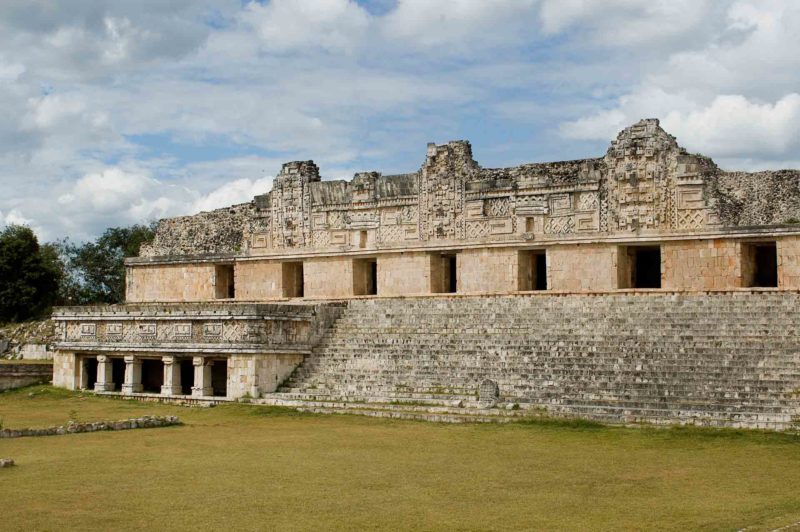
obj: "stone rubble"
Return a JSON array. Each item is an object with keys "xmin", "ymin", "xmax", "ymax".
[{"xmin": 0, "ymin": 415, "xmax": 182, "ymax": 439}]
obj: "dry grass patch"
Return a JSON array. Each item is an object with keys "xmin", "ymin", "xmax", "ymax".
[{"xmin": 1, "ymin": 386, "xmax": 799, "ymax": 531}]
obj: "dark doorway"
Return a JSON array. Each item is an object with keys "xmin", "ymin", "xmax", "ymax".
[
  {"xmin": 368, "ymin": 261, "xmax": 378, "ymax": 295},
  {"xmin": 111, "ymin": 358, "xmax": 125, "ymax": 391},
  {"xmin": 180, "ymin": 359, "xmax": 194, "ymax": 395},
  {"xmin": 211, "ymin": 360, "xmax": 228, "ymax": 397},
  {"xmin": 445, "ymin": 255, "xmax": 457, "ymax": 293},
  {"xmin": 354, "ymin": 258, "xmax": 378, "ymax": 296},
  {"xmin": 746, "ymin": 242, "xmax": 778, "ymax": 287},
  {"xmin": 633, "ymin": 247, "xmax": 662, "ymax": 288},
  {"xmin": 141, "ymin": 359, "xmax": 164, "ymax": 393},
  {"xmin": 282, "ymin": 262, "xmax": 304, "ymax": 298},
  {"xmin": 535, "ymin": 254, "xmax": 547, "ymax": 290},
  {"xmin": 215, "ymin": 264, "xmax": 235, "ymax": 299},
  {"xmin": 83, "ymin": 357, "xmax": 98, "ymax": 390},
  {"xmin": 519, "ymin": 251, "xmax": 547, "ymax": 291}
]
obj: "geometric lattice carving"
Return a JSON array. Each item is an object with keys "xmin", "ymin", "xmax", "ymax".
[
  {"xmin": 677, "ymin": 210, "xmax": 705, "ymax": 229},
  {"xmin": 485, "ymin": 198, "xmax": 511, "ymax": 217},
  {"xmin": 378, "ymin": 224, "xmax": 404, "ymax": 243},
  {"xmin": 578, "ymin": 192, "xmax": 598, "ymax": 211},
  {"xmin": 466, "ymin": 220, "xmax": 491, "ymax": 239},
  {"xmin": 544, "ymin": 216, "xmax": 575, "ymax": 234}
]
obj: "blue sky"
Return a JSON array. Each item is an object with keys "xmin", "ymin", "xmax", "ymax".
[{"xmin": 1, "ymin": 0, "xmax": 799, "ymax": 241}]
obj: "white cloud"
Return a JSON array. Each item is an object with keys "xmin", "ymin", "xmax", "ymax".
[
  {"xmin": 540, "ymin": 0, "xmax": 722, "ymax": 46},
  {"xmin": 557, "ymin": 0, "xmax": 800, "ymax": 167},
  {"xmin": 663, "ymin": 94, "xmax": 800, "ymax": 158},
  {"xmin": 1, "ymin": 0, "xmax": 800, "ymax": 244},
  {"xmin": 192, "ymin": 176, "xmax": 274, "ymax": 212},
  {"xmin": 1, "ymin": 209, "xmax": 33, "ymax": 227},
  {"xmin": 242, "ymin": 0, "xmax": 370, "ymax": 53},
  {"xmin": 381, "ymin": 0, "xmax": 538, "ymax": 49}
]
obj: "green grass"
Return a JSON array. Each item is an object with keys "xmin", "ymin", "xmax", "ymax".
[{"xmin": 1, "ymin": 386, "xmax": 800, "ymax": 531}]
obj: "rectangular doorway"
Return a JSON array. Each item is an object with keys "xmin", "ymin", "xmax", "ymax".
[
  {"xmin": 282, "ymin": 262, "xmax": 304, "ymax": 298},
  {"xmin": 211, "ymin": 360, "xmax": 228, "ymax": 397},
  {"xmin": 180, "ymin": 359, "xmax": 194, "ymax": 395},
  {"xmin": 141, "ymin": 359, "xmax": 164, "ymax": 393},
  {"xmin": 111, "ymin": 358, "xmax": 125, "ymax": 392},
  {"xmin": 82, "ymin": 357, "xmax": 98, "ymax": 390},
  {"xmin": 353, "ymin": 258, "xmax": 378, "ymax": 296},
  {"xmin": 518, "ymin": 250, "xmax": 547, "ymax": 291},
  {"xmin": 215, "ymin": 264, "xmax": 235, "ymax": 299},
  {"xmin": 742, "ymin": 242, "xmax": 778, "ymax": 287},
  {"xmin": 620, "ymin": 246, "xmax": 662, "ymax": 289}
]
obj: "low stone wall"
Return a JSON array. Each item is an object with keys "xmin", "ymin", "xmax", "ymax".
[
  {"xmin": 0, "ymin": 362, "xmax": 52, "ymax": 392},
  {"xmin": 0, "ymin": 415, "xmax": 181, "ymax": 439}
]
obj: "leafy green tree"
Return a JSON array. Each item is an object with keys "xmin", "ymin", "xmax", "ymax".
[
  {"xmin": 0, "ymin": 225, "xmax": 63, "ymax": 322},
  {"xmin": 59, "ymin": 224, "xmax": 155, "ymax": 305}
]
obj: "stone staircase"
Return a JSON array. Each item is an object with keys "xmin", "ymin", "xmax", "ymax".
[{"xmin": 263, "ymin": 293, "xmax": 800, "ymax": 430}]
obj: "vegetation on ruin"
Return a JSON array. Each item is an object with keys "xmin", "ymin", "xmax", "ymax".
[
  {"xmin": 0, "ymin": 226, "xmax": 62, "ymax": 322},
  {"xmin": 1, "ymin": 386, "xmax": 799, "ymax": 531},
  {"xmin": 54, "ymin": 223, "xmax": 155, "ymax": 306},
  {"xmin": 0, "ymin": 223, "xmax": 154, "ymax": 326}
]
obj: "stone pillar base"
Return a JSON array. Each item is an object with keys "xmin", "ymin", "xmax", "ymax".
[
  {"xmin": 94, "ymin": 382, "xmax": 115, "ymax": 392},
  {"xmin": 191, "ymin": 386, "xmax": 213, "ymax": 397},
  {"xmin": 161, "ymin": 385, "xmax": 183, "ymax": 396},
  {"xmin": 122, "ymin": 383, "xmax": 143, "ymax": 394}
]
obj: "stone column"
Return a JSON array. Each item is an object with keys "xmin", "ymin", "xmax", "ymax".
[
  {"xmin": 94, "ymin": 355, "xmax": 115, "ymax": 392},
  {"xmin": 121, "ymin": 355, "xmax": 143, "ymax": 394},
  {"xmin": 161, "ymin": 356, "xmax": 182, "ymax": 396},
  {"xmin": 191, "ymin": 356, "xmax": 213, "ymax": 397}
]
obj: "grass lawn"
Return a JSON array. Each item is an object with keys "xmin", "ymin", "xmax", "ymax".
[{"xmin": 1, "ymin": 386, "xmax": 799, "ymax": 531}]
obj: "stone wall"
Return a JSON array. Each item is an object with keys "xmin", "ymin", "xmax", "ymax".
[
  {"xmin": 377, "ymin": 252, "xmax": 433, "ymax": 296},
  {"xmin": 778, "ymin": 236, "xmax": 800, "ymax": 287},
  {"xmin": 458, "ymin": 248, "xmax": 519, "ymax": 293},
  {"xmin": 126, "ymin": 263, "xmax": 217, "ymax": 302},
  {"xmin": 0, "ymin": 362, "xmax": 52, "ymax": 391},
  {"xmin": 304, "ymin": 257, "xmax": 356, "ymax": 298},
  {"xmin": 707, "ymin": 170, "xmax": 800, "ymax": 226},
  {"xmin": 135, "ymin": 119, "xmax": 800, "ymax": 267},
  {"xmin": 52, "ymin": 351, "xmax": 76, "ymax": 389},
  {"xmin": 140, "ymin": 203, "xmax": 254, "ymax": 257},
  {"xmin": 662, "ymin": 239, "xmax": 740, "ymax": 290},
  {"xmin": 0, "ymin": 416, "xmax": 181, "ymax": 439},
  {"xmin": 235, "ymin": 261, "xmax": 284, "ymax": 300},
  {"xmin": 227, "ymin": 353, "xmax": 305, "ymax": 397},
  {"xmin": 548, "ymin": 243, "xmax": 619, "ymax": 291}
]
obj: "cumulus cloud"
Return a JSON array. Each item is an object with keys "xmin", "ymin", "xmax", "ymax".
[
  {"xmin": 539, "ymin": 0, "xmax": 723, "ymax": 47},
  {"xmin": 242, "ymin": 0, "xmax": 370, "ymax": 53},
  {"xmin": 557, "ymin": 0, "xmax": 800, "ymax": 167},
  {"xmin": 1, "ymin": 0, "xmax": 799, "ymax": 243},
  {"xmin": 381, "ymin": 0, "xmax": 538, "ymax": 50},
  {"xmin": 192, "ymin": 176, "xmax": 274, "ymax": 212}
]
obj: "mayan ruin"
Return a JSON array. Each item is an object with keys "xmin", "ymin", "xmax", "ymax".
[{"xmin": 47, "ymin": 119, "xmax": 800, "ymax": 431}]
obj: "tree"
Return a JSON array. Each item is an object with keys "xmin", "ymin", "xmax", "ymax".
[
  {"xmin": 0, "ymin": 225, "xmax": 63, "ymax": 322},
  {"xmin": 58, "ymin": 224, "xmax": 155, "ymax": 305}
]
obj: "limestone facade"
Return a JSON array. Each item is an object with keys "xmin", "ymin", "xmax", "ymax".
[
  {"xmin": 50, "ymin": 118, "xmax": 800, "ymax": 418},
  {"xmin": 126, "ymin": 119, "xmax": 800, "ymax": 301},
  {"xmin": 52, "ymin": 303, "xmax": 343, "ymax": 400}
]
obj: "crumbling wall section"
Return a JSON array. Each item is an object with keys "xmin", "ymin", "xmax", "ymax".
[
  {"xmin": 706, "ymin": 170, "xmax": 800, "ymax": 226},
  {"xmin": 140, "ymin": 203, "xmax": 254, "ymax": 257}
]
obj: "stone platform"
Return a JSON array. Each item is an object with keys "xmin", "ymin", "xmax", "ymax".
[{"xmin": 273, "ymin": 292, "xmax": 800, "ymax": 430}]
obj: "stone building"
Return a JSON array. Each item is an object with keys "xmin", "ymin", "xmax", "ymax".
[{"xmin": 52, "ymin": 120, "xmax": 800, "ymax": 429}]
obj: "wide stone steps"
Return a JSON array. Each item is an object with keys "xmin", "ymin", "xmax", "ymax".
[
  {"xmin": 274, "ymin": 294, "xmax": 800, "ymax": 430},
  {"xmin": 258, "ymin": 393, "xmax": 796, "ymax": 430}
]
